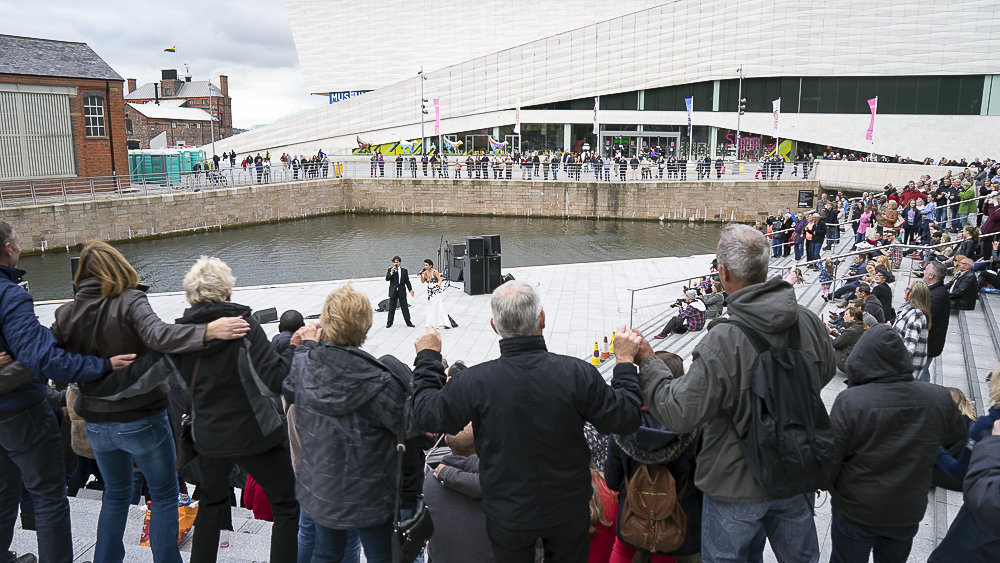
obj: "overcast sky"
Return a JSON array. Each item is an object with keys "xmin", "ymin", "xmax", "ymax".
[{"xmin": 1, "ymin": 0, "xmax": 324, "ymax": 129}]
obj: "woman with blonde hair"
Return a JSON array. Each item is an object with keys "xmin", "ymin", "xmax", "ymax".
[
  {"xmin": 883, "ymin": 199, "xmax": 900, "ymax": 229},
  {"xmin": 171, "ymin": 256, "xmax": 298, "ymax": 563},
  {"xmin": 892, "ymin": 280, "xmax": 931, "ymax": 379},
  {"xmin": 284, "ymin": 284, "xmax": 409, "ymax": 562},
  {"xmin": 51, "ymin": 243, "xmax": 250, "ymax": 563}
]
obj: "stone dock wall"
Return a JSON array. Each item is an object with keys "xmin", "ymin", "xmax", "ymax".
[{"xmin": 2, "ymin": 178, "xmax": 819, "ymax": 253}]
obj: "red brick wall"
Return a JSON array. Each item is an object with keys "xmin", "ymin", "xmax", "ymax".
[{"xmin": 0, "ymin": 73, "xmax": 128, "ymax": 180}]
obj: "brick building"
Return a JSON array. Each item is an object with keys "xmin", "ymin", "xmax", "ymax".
[
  {"xmin": 125, "ymin": 69, "xmax": 232, "ymax": 140},
  {"xmin": 125, "ymin": 101, "xmax": 215, "ymax": 149},
  {"xmin": 0, "ymin": 34, "xmax": 127, "ymax": 181}
]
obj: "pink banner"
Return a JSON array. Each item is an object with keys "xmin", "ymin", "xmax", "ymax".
[
  {"xmin": 433, "ymin": 99, "xmax": 440, "ymax": 135},
  {"xmin": 865, "ymin": 97, "xmax": 878, "ymax": 141}
]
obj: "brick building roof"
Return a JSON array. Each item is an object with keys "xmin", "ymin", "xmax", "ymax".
[
  {"xmin": 126, "ymin": 81, "xmax": 225, "ymax": 100},
  {"xmin": 0, "ymin": 34, "xmax": 122, "ymax": 81},
  {"xmin": 128, "ymin": 102, "xmax": 215, "ymax": 122}
]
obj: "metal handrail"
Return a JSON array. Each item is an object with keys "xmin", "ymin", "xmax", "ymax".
[
  {"xmin": 767, "ymin": 231, "xmax": 1000, "ymax": 270},
  {"xmin": 627, "ymin": 273, "xmax": 711, "ymax": 327}
]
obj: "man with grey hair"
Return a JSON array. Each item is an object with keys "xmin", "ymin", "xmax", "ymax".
[
  {"xmin": 625, "ymin": 224, "xmax": 836, "ymax": 563},
  {"xmin": 921, "ymin": 261, "xmax": 950, "ymax": 382},
  {"xmin": 410, "ymin": 280, "xmax": 643, "ymax": 563}
]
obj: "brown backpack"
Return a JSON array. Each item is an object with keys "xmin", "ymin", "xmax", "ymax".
[{"xmin": 619, "ymin": 464, "xmax": 689, "ymax": 554}]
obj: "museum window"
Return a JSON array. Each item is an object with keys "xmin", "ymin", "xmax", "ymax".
[{"xmin": 84, "ymin": 95, "xmax": 106, "ymax": 137}]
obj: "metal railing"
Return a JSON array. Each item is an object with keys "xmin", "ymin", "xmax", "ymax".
[{"xmin": 627, "ymin": 274, "xmax": 712, "ymax": 327}]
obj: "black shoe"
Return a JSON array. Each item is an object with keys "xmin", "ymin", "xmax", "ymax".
[
  {"xmin": 386, "ymin": 323, "xmax": 393, "ymax": 328},
  {"xmin": 405, "ymin": 322, "xmax": 416, "ymax": 327},
  {"xmin": 12, "ymin": 553, "xmax": 38, "ymax": 563}
]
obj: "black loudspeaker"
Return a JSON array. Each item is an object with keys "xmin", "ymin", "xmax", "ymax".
[
  {"xmin": 447, "ymin": 243, "xmax": 466, "ymax": 282},
  {"xmin": 464, "ymin": 256, "xmax": 486, "ymax": 295},
  {"xmin": 466, "ymin": 236, "xmax": 485, "ymax": 258},
  {"xmin": 483, "ymin": 235, "xmax": 501, "ymax": 256},
  {"xmin": 486, "ymin": 255, "xmax": 503, "ymax": 293},
  {"xmin": 252, "ymin": 307, "xmax": 278, "ymax": 324}
]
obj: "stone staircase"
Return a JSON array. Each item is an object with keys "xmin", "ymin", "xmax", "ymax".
[{"xmin": 10, "ymin": 488, "xmax": 275, "ymax": 562}]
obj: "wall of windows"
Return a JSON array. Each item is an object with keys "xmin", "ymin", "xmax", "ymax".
[{"xmin": 529, "ymin": 76, "xmax": 987, "ymax": 116}]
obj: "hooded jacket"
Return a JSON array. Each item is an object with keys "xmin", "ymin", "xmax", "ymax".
[
  {"xmin": 832, "ymin": 320, "xmax": 865, "ymax": 372},
  {"xmin": 830, "ymin": 325, "xmax": 969, "ymax": 528},
  {"xmin": 284, "ymin": 340, "xmax": 407, "ymax": 529},
  {"xmin": 637, "ymin": 276, "xmax": 836, "ymax": 503},
  {"xmin": 700, "ymin": 292, "xmax": 725, "ymax": 320}
]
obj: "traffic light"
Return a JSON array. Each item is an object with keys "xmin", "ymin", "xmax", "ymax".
[{"xmin": 738, "ymin": 98, "xmax": 746, "ymax": 116}]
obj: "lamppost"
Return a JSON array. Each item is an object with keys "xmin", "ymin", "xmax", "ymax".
[
  {"xmin": 208, "ymin": 81, "xmax": 216, "ymax": 158},
  {"xmin": 419, "ymin": 68, "xmax": 428, "ymax": 155},
  {"xmin": 735, "ymin": 65, "xmax": 746, "ymax": 161}
]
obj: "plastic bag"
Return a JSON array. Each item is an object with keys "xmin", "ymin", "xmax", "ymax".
[{"xmin": 139, "ymin": 501, "xmax": 198, "ymax": 546}]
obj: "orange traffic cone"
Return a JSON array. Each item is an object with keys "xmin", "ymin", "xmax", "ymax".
[
  {"xmin": 600, "ymin": 337, "xmax": 610, "ymax": 360},
  {"xmin": 592, "ymin": 342, "xmax": 601, "ymax": 366},
  {"xmin": 610, "ymin": 331, "xmax": 616, "ymax": 356}
]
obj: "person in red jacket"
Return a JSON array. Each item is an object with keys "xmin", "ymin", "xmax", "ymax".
[{"xmin": 243, "ymin": 475, "xmax": 273, "ymax": 522}]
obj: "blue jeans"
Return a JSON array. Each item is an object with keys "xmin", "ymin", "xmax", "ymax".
[
  {"xmin": 794, "ymin": 241, "xmax": 804, "ymax": 261},
  {"xmin": 920, "ymin": 355, "xmax": 934, "ymax": 383},
  {"xmin": 312, "ymin": 518, "xmax": 391, "ymax": 563},
  {"xmin": 826, "ymin": 225, "xmax": 839, "ymax": 247},
  {"xmin": 297, "ymin": 510, "xmax": 361, "ymax": 563},
  {"xmin": 0, "ymin": 402, "xmax": 74, "ymax": 563},
  {"xmin": 830, "ymin": 506, "xmax": 917, "ymax": 563},
  {"xmin": 700, "ymin": 493, "xmax": 819, "ymax": 563},
  {"xmin": 809, "ymin": 241, "xmax": 823, "ymax": 262},
  {"xmin": 951, "ymin": 207, "xmax": 962, "ymax": 231},
  {"xmin": 935, "ymin": 207, "xmax": 947, "ymax": 225},
  {"xmin": 87, "ymin": 411, "xmax": 181, "ymax": 563}
]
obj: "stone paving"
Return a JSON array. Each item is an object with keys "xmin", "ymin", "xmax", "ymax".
[{"xmin": 20, "ymin": 229, "xmax": 999, "ymax": 562}]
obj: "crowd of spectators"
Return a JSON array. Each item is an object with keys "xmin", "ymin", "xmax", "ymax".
[{"xmin": 1, "ymin": 207, "xmax": 1000, "ymax": 563}]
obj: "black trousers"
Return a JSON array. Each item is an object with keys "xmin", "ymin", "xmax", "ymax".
[
  {"xmin": 191, "ymin": 445, "xmax": 298, "ymax": 563},
  {"xmin": 387, "ymin": 293, "xmax": 411, "ymax": 326},
  {"xmin": 485, "ymin": 512, "xmax": 589, "ymax": 563},
  {"xmin": 658, "ymin": 316, "xmax": 689, "ymax": 336}
]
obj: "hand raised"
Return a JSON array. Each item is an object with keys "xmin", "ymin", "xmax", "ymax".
[
  {"xmin": 297, "ymin": 322, "xmax": 324, "ymax": 343},
  {"xmin": 613, "ymin": 324, "xmax": 645, "ymax": 364},
  {"xmin": 414, "ymin": 327, "xmax": 442, "ymax": 354}
]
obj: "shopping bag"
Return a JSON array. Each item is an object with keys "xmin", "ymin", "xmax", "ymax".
[{"xmin": 139, "ymin": 501, "xmax": 199, "ymax": 546}]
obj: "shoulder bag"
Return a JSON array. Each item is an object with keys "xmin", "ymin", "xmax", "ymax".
[
  {"xmin": 390, "ymin": 387, "xmax": 434, "ymax": 563},
  {"xmin": 175, "ymin": 358, "xmax": 202, "ymax": 472}
]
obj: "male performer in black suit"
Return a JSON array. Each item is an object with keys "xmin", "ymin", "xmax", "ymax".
[{"xmin": 385, "ymin": 256, "xmax": 415, "ymax": 328}]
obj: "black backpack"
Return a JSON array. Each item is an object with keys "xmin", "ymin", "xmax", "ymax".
[{"xmin": 726, "ymin": 319, "xmax": 836, "ymax": 499}]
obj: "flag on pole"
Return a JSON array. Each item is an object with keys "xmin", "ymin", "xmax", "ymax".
[
  {"xmin": 865, "ymin": 97, "xmax": 878, "ymax": 141},
  {"xmin": 514, "ymin": 96, "xmax": 521, "ymax": 134},
  {"xmin": 593, "ymin": 96, "xmax": 600, "ymax": 135},
  {"xmin": 164, "ymin": 45, "xmax": 176, "ymax": 53},
  {"xmin": 772, "ymin": 98, "xmax": 781, "ymax": 134},
  {"xmin": 433, "ymin": 99, "xmax": 440, "ymax": 135},
  {"xmin": 685, "ymin": 97, "xmax": 693, "ymax": 137}
]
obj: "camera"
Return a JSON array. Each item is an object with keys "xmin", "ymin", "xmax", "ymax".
[{"xmin": 670, "ymin": 299, "xmax": 685, "ymax": 308}]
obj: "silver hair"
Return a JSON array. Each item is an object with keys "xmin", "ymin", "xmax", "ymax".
[
  {"xmin": 925, "ymin": 260, "xmax": 946, "ymax": 282},
  {"xmin": 0, "ymin": 221, "xmax": 14, "ymax": 250},
  {"xmin": 717, "ymin": 224, "xmax": 770, "ymax": 285},
  {"xmin": 490, "ymin": 280, "xmax": 543, "ymax": 338},
  {"xmin": 183, "ymin": 256, "xmax": 236, "ymax": 305}
]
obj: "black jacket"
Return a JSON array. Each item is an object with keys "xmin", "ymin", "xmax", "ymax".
[
  {"xmin": 283, "ymin": 341, "xmax": 407, "ymax": 529},
  {"xmin": 966, "ymin": 436, "xmax": 1000, "ymax": 537},
  {"xmin": 605, "ymin": 409, "xmax": 701, "ymax": 556},
  {"xmin": 386, "ymin": 266, "xmax": 412, "ymax": 298},
  {"xmin": 175, "ymin": 302, "xmax": 290, "ymax": 458},
  {"xmin": 871, "ymin": 283, "xmax": 893, "ymax": 321},
  {"xmin": 271, "ymin": 330, "xmax": 294, "ymax": 357},
  {"xmin": 831, "ymin": 325, "xmax": 969, "ymax": 528},
  {"xmin": 949, "ymin": 270, "xmax": 978, "ymax": 311},
  {"xmin": 864, "ymin": 294, "xmax": 885, "ymax": 325},
  {"xmin": 927, "ymin": 281, "xmax": 951, "ymax": 357},
  {"xmin": 411, "ymin": 336, "xmax": 642, "ymax": 530}
]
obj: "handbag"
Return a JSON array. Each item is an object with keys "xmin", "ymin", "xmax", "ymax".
[
  {"xmin": 175, "ymin": 358, "xmax": 202, "ymax": 472},
  {"xmin": 390, "ymin": 390, "xmax": 434, "ymax": 563}
]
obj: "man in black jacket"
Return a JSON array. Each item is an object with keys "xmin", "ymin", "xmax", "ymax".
[
  {"xmin": 856, "ymin": 284, "xmax": 885, "ymax": 324},
  {"xmin": 922, "ymin": 261, "xmax": 951, "ymax": 382},
  {"xmin": 871, "ymin": 271, "xmax": 894, "ymax": 322},
  {"xmin": 385, "ymin": 256, "xmax": 414, "ymax": 328},
  {"xmin": 830, "ymin": 325, "xmax": 968, "ymax": 563},
  {"xmin": 410, "ymin": 281, "xmax": 642, "ymax": 563},
  {"xmin": 948, "ymin": 258, "xmax": 978, "ymax": 310}
]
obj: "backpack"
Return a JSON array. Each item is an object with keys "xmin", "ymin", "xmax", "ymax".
[
  {"xmin": 726, "ymin": 320, "xmax": 836, "ymax": 499},
  {"xmin": 619, "ymin": 464, "xmax": 689, "ymax": 554}
]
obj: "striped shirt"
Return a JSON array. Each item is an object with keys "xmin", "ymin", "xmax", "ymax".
[{"xmin": 892, "ymin": 303, "xmax": 928, "ymax": 379}]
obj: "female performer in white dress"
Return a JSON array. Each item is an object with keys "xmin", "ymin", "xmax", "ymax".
[{"xmin": 420, "ymin": 259, "xmax": 450, "ymax": 329}]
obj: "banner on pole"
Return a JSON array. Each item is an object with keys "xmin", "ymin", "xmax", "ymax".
[
  {"xmin": 433, "ymin": 99, "xmax": 440, "ymax": 135},
  {"xmin": 685, "ymin": 97, "xmax": 693, "ymax": 137},
  {"xmin": 866, "ymin": 97, "xmax": 878, "ymax": 141},
  {"xmin": 593, "ymin": 96, "xmax": 600, "ymax": 135},
  {"xmin": 772, "ymin": 98, "xmax": 781, "ymax": 134},
  {"xmin": 514, "ymin": 96, "xmax": 521, "ymax": 134}
]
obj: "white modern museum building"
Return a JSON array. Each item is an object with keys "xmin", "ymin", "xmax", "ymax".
[{"xmin": 209, "ymin": 0, "xmax": 1000, "ymax": 161}]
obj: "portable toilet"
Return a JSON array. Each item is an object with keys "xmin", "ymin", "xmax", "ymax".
[{"xmin": 165, "ymin": 152, "xmax": 181, "ymax": 184}]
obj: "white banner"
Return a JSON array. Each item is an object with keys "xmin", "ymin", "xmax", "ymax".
[
  {"xmin": 772, "ymin": 98, "xmax": 781, "ymax": 135},
  {"xmin": 514, "ymin": 96, "xmax": 521, "ymax": 134},
  {"xmin": 593, "ymin": 96, "xmax": 600, "ymax": 135}
]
